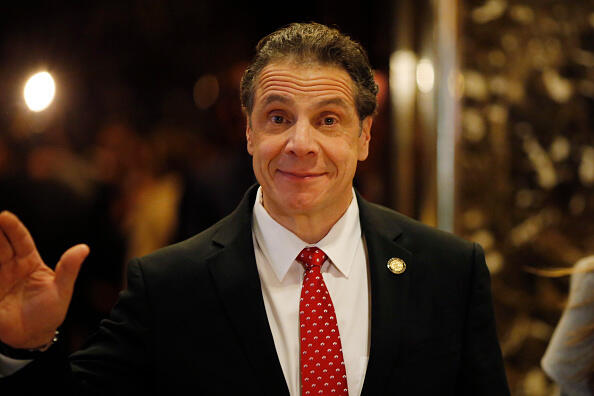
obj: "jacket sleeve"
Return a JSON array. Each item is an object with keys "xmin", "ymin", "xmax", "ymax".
[{"xmin": 457, "ymin": 242, "xmax": 510, "ymax": 395}]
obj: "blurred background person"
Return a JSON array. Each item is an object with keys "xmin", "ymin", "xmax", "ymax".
[{"xmin": 540, "ymin": 256, "xmax": 594, "ymax": 395}]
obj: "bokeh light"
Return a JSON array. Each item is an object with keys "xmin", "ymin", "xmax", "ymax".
[
  {"xmin": 416, "ymin": 58, "xmax": 435, "ymax": 93},
  {"xmin": 389, "ymin": 50, "xmax": 417, "ymax": 102},
  {"xmin": 24, "ymin": 71, "xmax": 56, "ymax": 112},
  {"xmin": 193, "ymin": 74, "xmax": 219, "ymax": 110}
]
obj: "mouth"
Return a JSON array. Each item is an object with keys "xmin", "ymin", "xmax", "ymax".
[{"xmin": 276, "ymin": 170, "xmax": 326, "ymax": 180}]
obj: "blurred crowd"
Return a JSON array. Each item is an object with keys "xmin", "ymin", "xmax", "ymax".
[{"xmin": 0, "ymin": 65, "xmax": 259, "ymax": 351}]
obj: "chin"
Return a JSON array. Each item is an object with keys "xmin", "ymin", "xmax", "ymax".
[
  {"xmin": 284, "ymin": 194, "xmax": 320, "ymax": 211},
  {"xmin": 275, "ymin": 190, "xmax": 323, "ymax": 214}
]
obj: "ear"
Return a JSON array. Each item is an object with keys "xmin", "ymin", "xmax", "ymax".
[
  {"xmin": 246, "ymin": 117, "xmax": 254, "ymax": 156},
  {"xmin": 357, "ymin": 116, "xmax": 372, "ymax": 161}
]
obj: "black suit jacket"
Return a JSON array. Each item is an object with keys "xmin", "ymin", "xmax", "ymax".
[{"xmin": 4, "ymin": 185, "xmax": 509, "ymax": 395}]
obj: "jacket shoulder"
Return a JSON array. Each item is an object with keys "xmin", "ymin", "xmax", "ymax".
[
  {"xmin": 128, "ymin": 185, "xmax": 257, "ymax": 288},
  {"xmin": 131, "ymin": 210, "xmax": 239, "ymax": 279}
]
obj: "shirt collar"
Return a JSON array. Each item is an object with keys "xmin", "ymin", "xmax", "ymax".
[{"xmin": 252, "ymin": 186, "xmax": 362, "ymax": 282}]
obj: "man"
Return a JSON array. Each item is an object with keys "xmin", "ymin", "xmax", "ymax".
[{"xmin": 0, "ymin": 23, "xmax": 509, "ymax": 395}]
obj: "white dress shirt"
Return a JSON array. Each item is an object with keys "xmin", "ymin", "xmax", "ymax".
[{"xmin": 252, "ymin": 187, "xmax": 370, "ymax": 396}]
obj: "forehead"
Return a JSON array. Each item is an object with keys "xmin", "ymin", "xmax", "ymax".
[{"xmin": 254, "ymin": 61, "xmax": 356, "ymax": 109}]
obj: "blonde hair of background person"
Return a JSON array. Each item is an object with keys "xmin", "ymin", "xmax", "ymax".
[{"xmin": 528, "ymin": 256, "xmax": 594, "ymax": 395}]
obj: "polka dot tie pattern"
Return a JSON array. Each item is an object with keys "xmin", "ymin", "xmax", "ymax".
[{"xmin": 297, "ymin": 247, "xmax": 349, "ymax": 396}]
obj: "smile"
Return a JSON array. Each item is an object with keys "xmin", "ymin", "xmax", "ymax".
[{"xmin": 277, "ymin": 170, "xmax": 326, "ymax": 180}]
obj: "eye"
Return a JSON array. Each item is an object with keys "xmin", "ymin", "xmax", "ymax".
[
  {"xmin": 322, "ymin": 116, "xmax": 337, "ymax": 126},
  {"xmin": 271, "ymin": 115, "xmax": 285, "ymax": 124}
]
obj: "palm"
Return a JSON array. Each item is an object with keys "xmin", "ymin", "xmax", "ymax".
[
  {"xmin": 0, "ymin": 255, "xmax": 60, "ymax": 347},
  {"xmin": 0, "ymin": 211, "xmax": 88, "ymax": 349}
]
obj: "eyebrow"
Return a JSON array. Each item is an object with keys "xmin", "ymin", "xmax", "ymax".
[
  {"xmin": 315, "ymin": 98, "xmax": 349, "ymax": 109},
  {"xmin": 262, "ymin": 94, "xmax": 293, "ymax": 106}
]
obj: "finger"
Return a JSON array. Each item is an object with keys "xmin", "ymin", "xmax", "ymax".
[
  {"xmin": 0, "ymin": 211, "xmax": 37, "ymax": 258},
  {"xmin": 54, "ymin": 244, "xmax": 89, "ymax": 299},
  {"xmin": 0, "ymin": 228, "xmax": 15, "ymax": 263}
]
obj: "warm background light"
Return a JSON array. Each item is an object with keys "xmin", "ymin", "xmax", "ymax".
[
  {"xmin": 389, "ymin": 50, "xmax": 417, "ymax": 102},
  {"xmin": 193, "ymin": 74, "xmax": 219, "ymax": 110},
  {"xmin": 416, "ymin": 58, "xmax": 435, "ymax": 93},
  {"xmin": 24, "ymin": 71, "xmax": 55, "ymax": 112}
]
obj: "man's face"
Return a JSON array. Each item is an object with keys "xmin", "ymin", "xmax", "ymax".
[{"xmin": 246, "ymin": 61, "xmax": 372, "ymax": 222}]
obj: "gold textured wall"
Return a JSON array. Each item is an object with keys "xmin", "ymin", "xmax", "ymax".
[{"xmin": 457, "ymin": 1, "xmax": 594, "ymax": 394}]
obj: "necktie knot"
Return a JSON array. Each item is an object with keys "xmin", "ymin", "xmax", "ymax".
[{"xmin": 296, "ymin": 247, "xmax": 327, "ymax": 271}]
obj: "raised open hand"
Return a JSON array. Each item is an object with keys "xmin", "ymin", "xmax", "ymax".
[{"xmin": 0, "ymin": 211, "xmax": 89, "ymax": 349}]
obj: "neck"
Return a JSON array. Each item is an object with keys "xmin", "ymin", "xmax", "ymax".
[{"xmin": 261, "ymin": 191, "xmax": 353, "ymax": 244}]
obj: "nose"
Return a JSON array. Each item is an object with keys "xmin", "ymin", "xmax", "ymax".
[{"xmin": 285, "ymin": 118, "xmax": 318, "ymax": 157}]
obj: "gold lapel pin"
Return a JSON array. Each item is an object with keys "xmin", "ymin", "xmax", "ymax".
[{"xmin": 387, "ymin": 257, "xmax": 406, "ymax": 274}]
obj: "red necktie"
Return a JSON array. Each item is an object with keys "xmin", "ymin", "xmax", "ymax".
[{"xmin": 297, "ymin": 247, "xmax": 348, "ymax": 396}]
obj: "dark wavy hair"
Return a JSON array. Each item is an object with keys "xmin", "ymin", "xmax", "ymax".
[{"xmin": 240, "ymin": 22, "xmax": 378, "ymax": 120}]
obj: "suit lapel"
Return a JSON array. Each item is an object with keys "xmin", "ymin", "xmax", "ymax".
[
  {"xmin": 357, "ymin": 195, "xmax": 414, "ymax": 396},
  {"xmin": 207, "ymin": 185, "xmax": 289, "ymax": 396}
]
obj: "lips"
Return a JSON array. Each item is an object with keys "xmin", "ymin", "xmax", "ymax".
[{"xmin": 277, "ymin": 170, "xmax": 326, "ymax": 179}]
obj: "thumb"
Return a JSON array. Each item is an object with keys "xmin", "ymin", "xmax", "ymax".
[{"xmin": 54, "ymin": 244, "xmax": 89, "ymax": 298}]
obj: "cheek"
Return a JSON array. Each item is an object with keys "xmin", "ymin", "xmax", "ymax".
[
  {"xmin": 322, "ymin": 138, "xmax": 359, "ymax": 173},
  {"xmin": 253, "ymin": 135, "xmax": 285, "ymax": 168}
]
